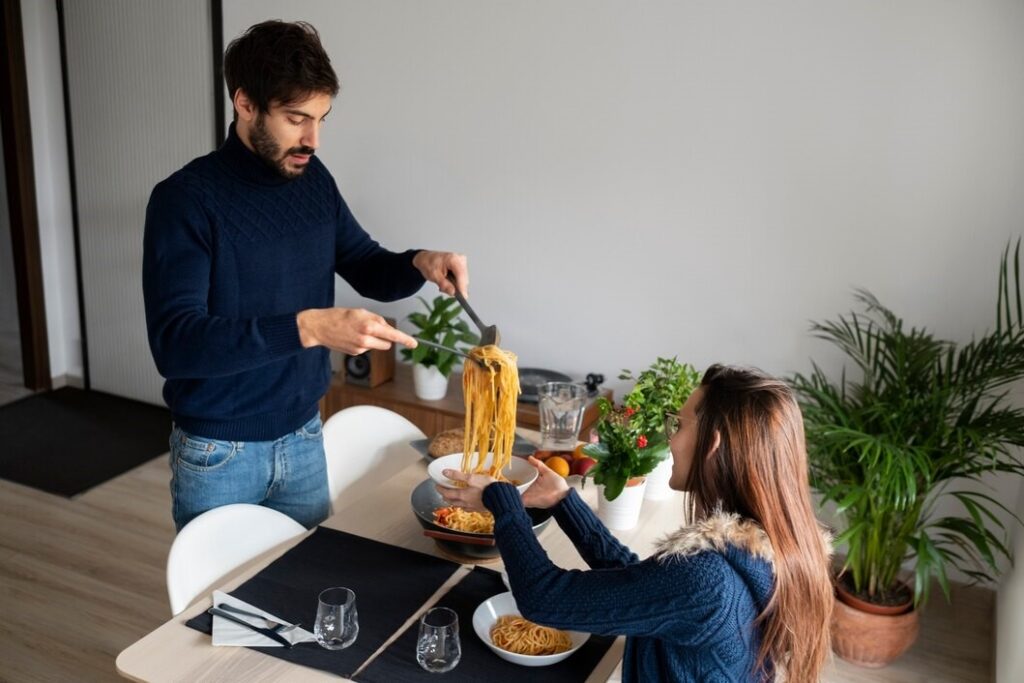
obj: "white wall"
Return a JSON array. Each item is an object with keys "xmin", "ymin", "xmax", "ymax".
[
  {"xmin": 20, "ymin": 0, "xmax": 81, "ymax": 382},
  {"xmin": 60, "ymin": 0, "xmax": 213, "ymax": 404},
  {"xmin": 996, "ymin": 480, "xmax": 1024, "ymax": 682},
  {"xmin": 224, "ymin": 0, "xmax": 1024, "ymax": 388},
  {"xmin": 224, "ymin": 0, "xmax": 1024, "ymax": 588}
]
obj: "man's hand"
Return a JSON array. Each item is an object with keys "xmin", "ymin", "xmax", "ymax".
[
  {"xmin": 413, "ymin": 251, "xmax": 469, "ymax": 297},
  {"xmin": 296, "ymin": 308, "xmax": 418, "ymax": 353}
]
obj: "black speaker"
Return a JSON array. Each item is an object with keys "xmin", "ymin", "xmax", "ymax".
[
  {"xmin": 343, "ymin": 349, "xmax": 395, "ymax": 387},
  {"xmin": 342, "ymin": 318, "xmax": 396, "ymax": 388}
]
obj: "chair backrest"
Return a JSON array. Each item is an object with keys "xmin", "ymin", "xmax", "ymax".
[
  {"xmin": 166, "ymin": 503, "xmax": 306, "ymax": 615},
  {"xmin": 322, "ymin": 405, "xmax": 426, "ymax": 512}
]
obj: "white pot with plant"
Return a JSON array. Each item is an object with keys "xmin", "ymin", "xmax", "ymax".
[
  {"xmin": 402, "ymin": 296, "xmax": 479, "ymax": 401},
  {"xmin": 582, "ymin": 398, "xmax": 663, "ymax": 530},
  {"xmin": 618, "ymin": 357, "xmax": 701, "ymax": 501}
]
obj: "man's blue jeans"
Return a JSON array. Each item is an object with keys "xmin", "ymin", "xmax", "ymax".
[{"xmin": 168, "ymin": 414, "xmax": 331, "ymax": 531}]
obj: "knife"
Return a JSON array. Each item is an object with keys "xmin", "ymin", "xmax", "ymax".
[
  {"xmin": 207, "ymin": 606, "xmax": 295, "ymax": 648},
  {"xmin": 216, "ymin": 602, "xmax": 298, "ymax": 632}
]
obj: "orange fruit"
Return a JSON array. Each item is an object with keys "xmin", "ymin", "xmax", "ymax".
[
  {"xmin": 546, "ymin": 455, "xmax": 571, "ymax": 478},
  {"xmin": 572, "ymin": 443, "xmax": 589, "ymax": 461}
]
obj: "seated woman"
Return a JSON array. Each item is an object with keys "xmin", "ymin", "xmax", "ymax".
[{"xmin": 439, "ymin": 364, "xmax": 833, "ymax": 683}]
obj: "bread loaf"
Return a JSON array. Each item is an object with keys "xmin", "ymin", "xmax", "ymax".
[{"xmin": 428, "ymin": 428, "xmax": 465, "ymax": 458}]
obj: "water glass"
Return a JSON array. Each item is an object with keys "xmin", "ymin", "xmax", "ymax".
[
  {"xmin": 538, "ymin": 381, "xmax": 588, "ymax": 450},
  {"xmin": 314, "ymin": 587, "xmax": 359, "ymax": 650},
  {"xmin": 416, "ymin": 607, "xmax": 461, "ymax": 673}
]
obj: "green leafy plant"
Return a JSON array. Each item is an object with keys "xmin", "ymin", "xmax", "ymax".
[
  {"xmin": 400, "ymin": 296, "xmax": 479, "ymax": 378},
  {"xmin": 583, "ymin": 358, "xmax": 701, "ymax": 501},
  {"xmin": 582, "ymin": 398, "xmax": 665, "ymax": 501},
  {"xmin": 619, "ymin": 357, "xmax": 701, "ymax": 451},
  {"xmin": 791, "ymin": 241, "xmax": 1024, "ymax": 609}
]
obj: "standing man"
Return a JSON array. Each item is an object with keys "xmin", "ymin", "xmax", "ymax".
[{"xmin": 143, "ymin": 20, "xmax": 465, "ymax": 531}]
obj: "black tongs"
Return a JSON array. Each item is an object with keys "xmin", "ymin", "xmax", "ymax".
[{"xmin": 447, "ymin": 273, "xmax": 500, "ymax": 347}]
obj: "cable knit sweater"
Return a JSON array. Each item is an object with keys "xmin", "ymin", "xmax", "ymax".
[
  {"xmin": 142, "ymin": 124, "xmax": 424, "ymax": 440},
  {"xmin": 482, "ymin": 483, "xmax": 776, "ymax": 682}
]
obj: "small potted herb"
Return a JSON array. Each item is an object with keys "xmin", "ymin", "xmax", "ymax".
[
  {"xmin": 581, "ymin": 398, "xmax": 663, "ymax": 529},
  {"xmin": 401, "ymin": 296, "xmax": 478, "ymax": 400},
  {"xmin": 618, "ymin": 357, "xmax": 701, "ymax": 499}
]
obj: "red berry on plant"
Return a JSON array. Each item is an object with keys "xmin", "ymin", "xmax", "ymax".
[{"xmin": 637, "ymin": 434, "xmax": 648, "ymax": 448}]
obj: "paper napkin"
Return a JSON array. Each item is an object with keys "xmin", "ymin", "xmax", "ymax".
[{"xmin": 210, "ymin": 590, "xmax": 316, "ymax": 647}]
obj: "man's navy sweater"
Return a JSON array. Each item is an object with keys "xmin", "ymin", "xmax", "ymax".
[
  {"xmin": 483, "ymin": 483, "xmax": 777, "ymax": 682},
  {"xmin": 143, "ymin": 124, "xmax": 424, "ymax": 440}
]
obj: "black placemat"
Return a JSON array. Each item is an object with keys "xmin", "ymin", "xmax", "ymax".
[
  {"xmin": 355, "ymin": 566, "xmax": 616, "ymax": 682},
  {"xmin": 0, "ymin": 387, "xmax": 171, "ymax": 496},
  {"xmin": 186, "ymin": 527, "xmax": 463, "ymax": 678}
]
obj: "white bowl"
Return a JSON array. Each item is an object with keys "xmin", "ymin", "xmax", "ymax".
[
  {"xmin": 472, "ymin": 591, "xmax": 589, "ymax": 667},
  {"xmin": 427, "ymin": 453, "xmax": 537, "ymax": 494}
]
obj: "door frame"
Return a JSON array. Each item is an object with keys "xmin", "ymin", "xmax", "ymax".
[{"xmin": 0, "ymin": 0, "xmax": 51, "ymax": 391}]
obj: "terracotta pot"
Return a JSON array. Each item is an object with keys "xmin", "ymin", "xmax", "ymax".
[
  {"xmin": 835, "ymin": 579, "xmax": 912, "ymax": 616},
  {"xmin": 831, "ymin": 592, "xmax": 919, "ymax": 668}
]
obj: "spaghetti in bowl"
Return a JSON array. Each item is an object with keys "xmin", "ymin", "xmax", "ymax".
[
  {"xmin": 427, "ymin": 453, "xmax": 537, "ymax": 494},
  {"xmin": 472, "ymin": 591, "xmax": 590, "ymax": 667}
]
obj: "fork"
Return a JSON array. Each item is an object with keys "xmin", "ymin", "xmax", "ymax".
[
  {"xmin": 414, "ymin": 338, "xmax": 491, "ymax": 370},
  {"xmin": 216, "ymin": 602, "xmax": 300, "ymax": 633}
]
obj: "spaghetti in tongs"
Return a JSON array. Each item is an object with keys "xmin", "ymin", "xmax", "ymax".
[{"xmin": 461, "ymin": 345, "xmax": 520, "ymax": 479}]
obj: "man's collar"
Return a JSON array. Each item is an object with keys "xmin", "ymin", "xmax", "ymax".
[{"xmin": 217, "ymin": 122, "xmax": 292, "ymax": 187}]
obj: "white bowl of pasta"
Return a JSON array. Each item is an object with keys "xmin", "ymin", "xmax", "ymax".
[
  {"xmin": 427, "ymin": 453, "xmax": 537, "ymax": 494},
  {"xmin": 472, "ymin": 591, "xmax": 590, "ymax": 667}
]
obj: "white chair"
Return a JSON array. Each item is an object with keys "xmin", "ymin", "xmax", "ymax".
[
  {"xmin": 166, "ymin": 503, "xmax": 306, "ymax": 615},
  {"xmin": 322, "ymin": 405, "xmax": 426, "ymax": 512}
]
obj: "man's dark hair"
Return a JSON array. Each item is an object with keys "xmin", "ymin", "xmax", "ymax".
[{"xmin": 223, "ymin": 20, "xmax": 339, "ymax": 116}]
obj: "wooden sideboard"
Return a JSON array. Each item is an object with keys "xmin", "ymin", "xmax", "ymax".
[{"xmin": 320, "ymin": 363, "xmax": 611, "ymax": 438}]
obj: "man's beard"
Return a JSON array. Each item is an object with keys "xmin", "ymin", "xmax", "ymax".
[{"xmin": 251, "ymin": 114, "xmax": 315, "ymax": 180}]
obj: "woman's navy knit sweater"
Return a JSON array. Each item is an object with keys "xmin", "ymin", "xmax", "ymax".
[
  {"xmin": 482, "ymin": 483, "xmax": 777, "ymax": 682},
  {"xmin": 142, "ymin": 124, "xmax": 424, "ymax": 440}
]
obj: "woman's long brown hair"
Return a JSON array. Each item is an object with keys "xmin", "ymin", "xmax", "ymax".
[{"xmin": 686, "ymin": 364, "xmax": 832, "ymax": 682}]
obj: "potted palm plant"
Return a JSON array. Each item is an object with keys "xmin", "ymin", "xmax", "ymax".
[
  {"xmin": 401, "ymin": 296, "xmax": 479, "ymax": 400},
  {"xmin": 618, "ymin": 357, "xmax": 701, "ymax": 500},
  {"xmin": 791, "ymin": 242, "xmax": 1024, "ymax": 668}
]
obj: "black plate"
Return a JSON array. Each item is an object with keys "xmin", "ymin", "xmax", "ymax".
[
  {"xmin": 410, "ymin": 478, "xmax": 552, "ymax": 558},
  {"xmin": 517, "ymin": 367, "xmax": 573, "ymax": 403}
]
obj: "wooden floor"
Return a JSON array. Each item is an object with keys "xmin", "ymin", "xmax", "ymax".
[{"xmin": 0, "ymin": 455, "xmax": 995, "ymax": 682}]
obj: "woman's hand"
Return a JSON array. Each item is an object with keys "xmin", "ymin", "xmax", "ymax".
[
  {"xmin": 436, "ymin": 469, "xmax": 496, "ymax": 512},
  {"xmin": 521, "ymin": 456, "xmax": 570, "ymax": 509}
]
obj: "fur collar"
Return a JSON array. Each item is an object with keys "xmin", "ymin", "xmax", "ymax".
[{"xmin": 652, "ymin": 511, "xmax": 776, "ymax": 566}]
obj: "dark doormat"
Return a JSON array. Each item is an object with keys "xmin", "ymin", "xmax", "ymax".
[{"xmin": 0, "ymin": 387, "xmax": 171, "ymax": 497}]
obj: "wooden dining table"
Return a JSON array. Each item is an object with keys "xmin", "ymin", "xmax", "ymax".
[{"xmin": 116, "ymin": 429, "xmax": 690, "ymax": 682}]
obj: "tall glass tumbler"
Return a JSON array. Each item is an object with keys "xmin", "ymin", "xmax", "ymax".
[
  {"xmin": 538, "ymin": 382, "xmax": 589, "ymax": 450},
  {"xmin": 314, "ymin": 587, "xmax": 359, "ymax": 650},
  {"xmin": 416, "ymin": 607, "xmax": 461, "ymax": 673}
]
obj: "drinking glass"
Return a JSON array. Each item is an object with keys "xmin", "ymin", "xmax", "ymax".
[
  {"xmin": 314, "ymin": 587, "xmax": 359, "ymax": 650},
  {"xmin": 416, "ymin": 607, "xmax": 461, "ymax": 673},
  {"xmin": 538, "ymin": 381, "xmax": 588, "ymax": 450}
]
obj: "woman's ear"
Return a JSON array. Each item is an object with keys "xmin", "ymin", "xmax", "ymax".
[{"xmin": 705, "ymin": 430, "xmax": 722, "ymax": 459}]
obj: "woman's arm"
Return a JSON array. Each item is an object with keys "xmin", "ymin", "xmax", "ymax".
[
  {"xmin": 550, "ymin": 488, "xmax": 639, "ymax": 568},
  {"xmin": 483, "ymin": 482, "xmax": 729, "ymax": 643}
]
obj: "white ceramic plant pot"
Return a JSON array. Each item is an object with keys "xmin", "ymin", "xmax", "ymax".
[
  {"xmin": 597, "ymin": 478, "xmax": 647, "ymax": 530},
  {"xmin": 644, "ymin": 451, "xmax": 674, "ymax": 501},
  {"xmin": 413, "ymin": 364, "xmax": 449, "ymax": 400}
]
